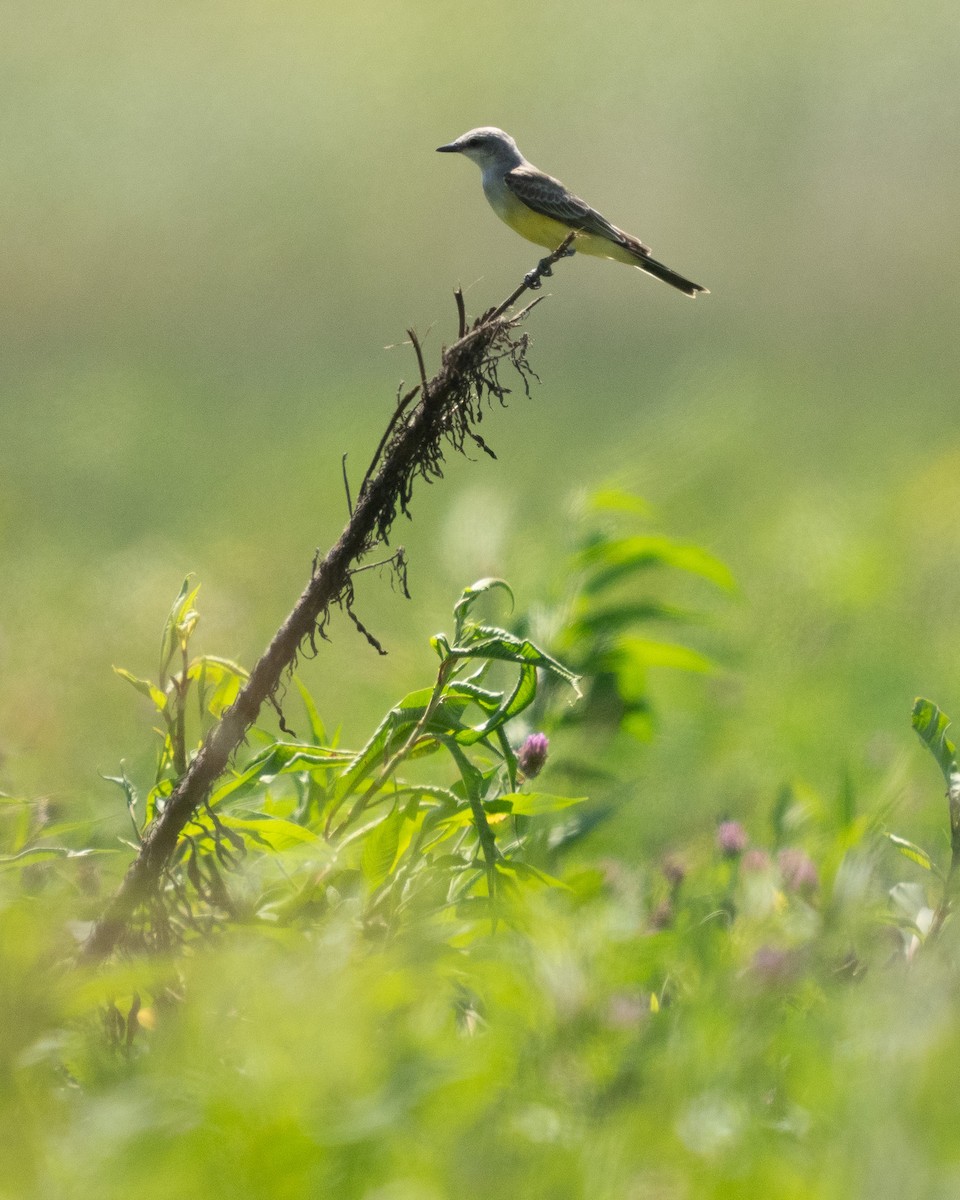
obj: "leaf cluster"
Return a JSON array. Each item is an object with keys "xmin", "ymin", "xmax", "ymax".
[{"xmin": 109, "ymin": 578, "xmax": 582, "ymax": 950}]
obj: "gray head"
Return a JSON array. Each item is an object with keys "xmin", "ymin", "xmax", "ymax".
[{"xmin": 436, "ymin": 127, "xmax": 525, "ymax": 171}]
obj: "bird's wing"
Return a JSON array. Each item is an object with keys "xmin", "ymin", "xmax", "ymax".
[{"xmin": 504, "ymin": 166, "xmax": 651, "ymax": 255}]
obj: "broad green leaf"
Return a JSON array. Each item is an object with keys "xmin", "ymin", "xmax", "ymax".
[
  {"xmin": 564, "ymin": 601, "xmax": 696, "ymax": 641},
  {"xmin": 912, "ymin": 698, "xmax": 957, "ymax": 785},
  {"xmin": 361, "ymin": 808, "xmax": 405, "ymax": 886},
  {"xmin": 499, "ymin": 792, "xmax": 588, "ymax": 816},
  {"xmin": 187, "ymin": 656, "xmax": 248, "ymax": 717},
  {"xmin": 577, "ymin": 535, "xmax": 735, "ymax": 594},
  {"xmin": 585, "ymin": 487, "xmax": 652, "ymax": 516},
  {"xmin": 608, "ymin": 637, "xmax": 713, "ymax": 679}
]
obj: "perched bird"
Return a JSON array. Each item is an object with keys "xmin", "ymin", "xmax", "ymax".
[{"xmin": 437, "ymin": 126, "xmax": 707, "ymax": 297}]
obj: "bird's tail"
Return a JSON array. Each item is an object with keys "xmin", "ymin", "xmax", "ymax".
[
  {"xmin": 617, "ymin": 232, "xmax": 708, "ymax": 297},
  {"xmin": 634, "ymin": 253, "xmax": 708, "ymax": 297}
]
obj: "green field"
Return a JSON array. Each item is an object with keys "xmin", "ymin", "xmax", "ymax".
[{"xmin": 3, "ymin": 1, "xmax": 960, "ymax": 1195}]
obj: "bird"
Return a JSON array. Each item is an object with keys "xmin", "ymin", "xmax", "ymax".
[{"xmin": 437, "ymin": 127, "xmax": 707, "ymax": 297}]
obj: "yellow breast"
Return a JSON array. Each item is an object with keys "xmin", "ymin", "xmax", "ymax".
[
  {"xmin": 485, "ymin": 183, "xmax": 575, "ymax": 252},
  {"xmin": 482, "ymin": 179, "xmax": 637, "ymax": 265}
]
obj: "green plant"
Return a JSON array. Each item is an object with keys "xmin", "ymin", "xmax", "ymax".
[
  {"xmin": 522, "ymin": 487, "xmax": 735, "ymax": 741},
  {"xmin": 884, "ymin": 698, "xmax": 960, "ymax": 946},
  {"xmin": 109, "ymin": 577, "xmax": 581, "ymax": 953}
]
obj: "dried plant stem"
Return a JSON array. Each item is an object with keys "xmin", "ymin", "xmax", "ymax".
[{"xmin": 81, "ymin": 235, "xmax": 575, "ymax": 964}]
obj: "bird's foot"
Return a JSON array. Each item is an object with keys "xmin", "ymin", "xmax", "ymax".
[{"xmin": 524, "ymin": 268, "xmax": 544, "ymax": 289}]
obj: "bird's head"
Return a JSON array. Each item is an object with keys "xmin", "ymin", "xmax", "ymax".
[{"xmin": 436, "ymin": 127, "xmax": 523, "ymax": 170}]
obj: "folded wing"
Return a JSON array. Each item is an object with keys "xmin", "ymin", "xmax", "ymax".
[{"xmin": 504, "ymin": 166, "xmax": 651, "ymax": 256}]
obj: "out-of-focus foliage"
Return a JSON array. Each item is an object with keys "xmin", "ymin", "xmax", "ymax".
[
  {"xmin": 525, "ymin": 486, "xmax": 735, "ymax": 742},
  {"xmin": 3, "ymin": 705, "xmax": 959, "ymax": 1199},
  {"xmin": 4, "ymin": 0, "xmax": 960, "ymax": 1193},
  {"xmin": 6, "ymin": 543, "xmax": 960, "ymax": 1197}
]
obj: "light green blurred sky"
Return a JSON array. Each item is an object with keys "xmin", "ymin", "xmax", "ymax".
[{"xmin": 2, "ymin": 0, "xmax": 960, "ymax": 834}]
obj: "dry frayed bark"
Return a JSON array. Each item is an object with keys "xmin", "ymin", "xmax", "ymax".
[{"xmin": 81, "ymin": 235, "xmax": 576, "ymax": 964}]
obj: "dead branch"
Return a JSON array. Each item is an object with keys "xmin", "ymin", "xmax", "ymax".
[{"xmin": 80, "ymin": 234, "xmax": 576, "ymax": 963}]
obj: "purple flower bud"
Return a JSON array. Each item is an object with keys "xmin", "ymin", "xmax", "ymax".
[
  {"xmin": 750, "ymin": 945, "xmax": 795, "ymax": 984},
  {"xmin": 517, "ymin": 732, "xmax": 549, "ymax": 779},
  {"xmin": 716, "ymin": 820, "xmax": 748, "ymax": 858},
  {"xmin": 742, "ymin": 849, "xmax": 772, "ymax": 873},
  {"xmin": 778, "ymin": 848, "xmax": 819, "ymax": 895}
]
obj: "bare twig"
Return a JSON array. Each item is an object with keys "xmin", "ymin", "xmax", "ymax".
[
  {"xmin": 455, "ymin": 289, "xmax": 467, "ymax": 339},
  {"xmin": 341, "ymin": 454, "xmax": 353, "ymax": 516},
  {"xmin": 408, "ymin": 328, "xmax": 430, "ymax": 399},
  {"xmin": 81, "ymin": 236, "xmax": 577, "ymax": 963}
]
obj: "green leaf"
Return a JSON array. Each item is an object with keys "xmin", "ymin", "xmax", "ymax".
[
  {"xmin": 912, "ymin": 698, "xmax": 958, "ymax": 785},
  {"xmin": 113, "ymin": 667, "xmax": 168, "ymax": 712},
  {"xmin": 605, "ymin": 637, "xmax": 713, "ymax": 686},
  {"xmin": 195, "ymin": 813, "xmax": 323, "ymax": 852},
  {"xmin": 361, "ymin": 808, "xmax": 405, "ymax": 887},
  {"xmin": 498, "ymin": 792, "xmax": 588, "ymax": 816},
  {"xmin": 331, "ymin": 688, "xmax": 436, "ymax": 804},
  {"xmin": 431, "ymin": 633, "xmax": 452, "ymax": 660},
  {"xmin": 208, "ymin": 743, "xmax": 352, "ymax": 807},
  {"xmin": 294, "ymin": 676, "xmax": 327, "ymax": 745},
  {"xmin": 160, "ymin": 577, "xmax": 202, "ymax": 669},
  {"xmin": 452, "ymin": 665, "xmax": 537, "ymax": 746},
  {"xmin": 565, "ymin": 601, "xmax": 697, "ymax": 641},
  {"xmin": 885, "ymin": 832, "xmax": 938, "ymax": 875},
  {"xmin": 578, "ymin": 535, "xmax": 736, "ymax": 594},
  {"xmin": 499, "ymin": 860, "xmax": 571, "ymax": 891},
  {"xmin": 453, "ymin": 578, "xmax": 514, "ymax": 630},
  {"xmin": 187, "ymin": 656, "xmax": 248, "ymax": 717},
  {"xmin": 585, "ymin": 487, "xmax": 652, "ymax": 517},
  {"xmin": 449, "ymin": 631, "xmax": 581, "ymax": 696}
]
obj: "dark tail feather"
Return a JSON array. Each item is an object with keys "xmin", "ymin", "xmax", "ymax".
[{"xmin": 634, "ymin": 252, "xmax": 708, "ymax": 297}]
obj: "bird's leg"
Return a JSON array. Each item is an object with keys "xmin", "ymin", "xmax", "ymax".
[{"xmin": 524, "ymin": 240, "xmax": 577, "ymax": 290}]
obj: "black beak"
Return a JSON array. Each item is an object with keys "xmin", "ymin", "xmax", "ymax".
[{"xmin": 436, "ymin": 142, "xmax": 460, "ymax": 153}]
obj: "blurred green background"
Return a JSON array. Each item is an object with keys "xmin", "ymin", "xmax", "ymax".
[{"xmin": 2, "ymin": 0, "xmax": 959, "ymax": 851}]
